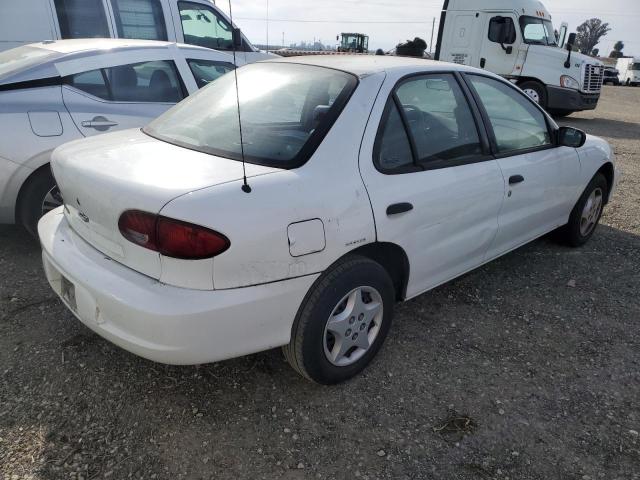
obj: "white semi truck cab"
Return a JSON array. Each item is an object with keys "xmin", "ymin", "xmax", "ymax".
[
  {"xmin": 616, "ymin": 57, "xmax": 640, "ymax": 86},
  {"xmin": 435, "ymin": 0, "xmax": 604, "ymax": 116}
]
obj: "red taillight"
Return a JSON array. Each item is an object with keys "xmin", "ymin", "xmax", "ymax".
[{"xmin": 118, "ymin": 210, "xmax": 230, "ymax": 260}]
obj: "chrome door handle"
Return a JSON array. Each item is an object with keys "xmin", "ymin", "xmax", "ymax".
[{"xmin": 81, "ymin": 116, "xmax": 118, "ymax": 130}]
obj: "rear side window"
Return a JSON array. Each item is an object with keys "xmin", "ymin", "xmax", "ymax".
[
  {"xmin": 178, "ymin": 1, "xmax": 234, "ymax": 51},
  {"xmin": 467, "ymin": 75, "xmax": 551, "ymax": 153},
  {"xmin": 186, "ymin": 59, "xmax": 234, "ymax": 88},
  {"xmin": 394, "ymin": 74, "xmax": 482, "ymax": 164},
  {"xmin": 54, "ymin": 0, "xmax": 110, "ymax": 39},
  {"xmin": 66, "ymin": 60, "xmax": 184, "ymax": 103},
  {"xmin": 110, "ymin": 0, "xmax": 167, "ymax": 40}
]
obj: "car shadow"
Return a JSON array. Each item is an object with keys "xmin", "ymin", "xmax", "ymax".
[
  {"xmin": 558, "ymin": 117, "xmax": 640, "ymax": 140},
  {"xmin": 2, "ymin": 224, "xmax": 640, "ymax": 478}
]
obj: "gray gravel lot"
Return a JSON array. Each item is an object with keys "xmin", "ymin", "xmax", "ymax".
[{"xmin": 1, "ymin": 86, "xmax": 639, "ymax": 480}]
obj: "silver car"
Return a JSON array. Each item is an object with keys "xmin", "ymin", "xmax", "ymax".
[{"xmin": 0, "ymin": 38, "xmax": 238, "ymax": 235}]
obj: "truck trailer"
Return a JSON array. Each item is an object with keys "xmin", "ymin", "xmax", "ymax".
[
  {"xmin": 435, "ymin": 0, "xmax": 604, "ymax": 116},
  {"xmin": 616, "ymin": 57, "xmax": 640, "ymax": 86}
]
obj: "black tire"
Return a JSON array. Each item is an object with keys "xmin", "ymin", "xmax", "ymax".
[
  {"xmin": 558, "ymin": 173, "xmax": 608, "ymax": 247},
  {"xmin": 550, "ymin": 109, "xmax": 574, "ymax": 118},
  {"xmin": 283, "ymin": 255, "xmax": 395, "ymax": 384},
  {"xmin": 519, "ymin": 81, "xmax": 548, "ymax": 109},
  {"xmin": 17, "ymin": 166, "xmax": 60, "ymax": 238}
]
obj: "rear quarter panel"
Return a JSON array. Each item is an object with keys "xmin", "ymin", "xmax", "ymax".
[
  {"xmin": 0, "ymin": 86, "xmax": 80, "ymax": 223},
  {"xmin": 159, "ymin": 73, "xmax": 386, "ymax": 290}
]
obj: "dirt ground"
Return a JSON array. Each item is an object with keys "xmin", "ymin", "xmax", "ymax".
[{"xmin": 1, "ymin": 86, "xmax": 639, "ymax": 480}]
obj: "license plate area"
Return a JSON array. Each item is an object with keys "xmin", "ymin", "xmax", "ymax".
[{"xmin": 60, "ymin": 275, "xmax": 77, "ymax": 312}]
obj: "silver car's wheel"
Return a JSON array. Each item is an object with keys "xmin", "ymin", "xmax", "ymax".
[
  {"xmin": 323, "ymin": 286, "xmax": 383, "ymax": 367},
  {"xmin": 41, "ymin": 185, "xmax": 63, "ymax": 216},
  {"xmin": 579, "ymin": 187, "xmax": 604, "ymax": 237}
]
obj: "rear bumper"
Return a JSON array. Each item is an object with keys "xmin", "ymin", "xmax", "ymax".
[
  {"xmin": 547, "ymin": 86, "xmax": 600, "ymax": 111},
  {"xmin": 39, "ymin": 208, "xmax": 318, "ymax": 365}
]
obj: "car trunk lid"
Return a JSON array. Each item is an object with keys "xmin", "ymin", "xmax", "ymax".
[{"xmin": 52, "ymin": 128, "xmax": 277, "ymax": 280}]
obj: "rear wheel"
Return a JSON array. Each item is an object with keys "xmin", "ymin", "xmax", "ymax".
[
  {"xmin": 519, "ymin": 81, "xmax": 548, "ymax": 109},
  {"xmin": 283, "ymin": 255, "xmax": 395, "ymax": 384},
  {"xmin": 17, "ymin": 166, "xmax": 62, "ymax": 238},
  {"xmin": 558, "ymin": 173, "xmax": 608, "ymax": 247}
]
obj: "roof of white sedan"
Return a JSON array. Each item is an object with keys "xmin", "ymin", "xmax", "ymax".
[{"xmin": 267, "ymin": 55, "xmax": 474, "ymax": 77}]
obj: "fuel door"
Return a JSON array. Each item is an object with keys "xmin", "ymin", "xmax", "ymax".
[{"xmin": 288, "ymin": 219, "xmax": 326, "ymax": 258}]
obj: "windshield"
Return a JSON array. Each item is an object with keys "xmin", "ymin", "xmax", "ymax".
[
  {"xmin": 520, "ymin": 17, "xmax": 558, "ymax": 46},
  {"xmin": 0, "ymin": 46, "xmax": 61, "ymax": 80},
  {"xmin": 145, "ymin": 63, "xmax": 358, "ymax": 168}
]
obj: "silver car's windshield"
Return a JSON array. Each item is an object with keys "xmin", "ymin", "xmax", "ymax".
[
  {"xmin": 0, "ymin": 46, "xmax": 61, "ymax": 81},
  {"xmin": 145, "ymin": 63, "xmax": 358, "ymax": 169}
]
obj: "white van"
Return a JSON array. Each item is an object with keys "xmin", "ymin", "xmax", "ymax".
[
  {"xmin": 0, "ymin": 0, "xmax": 273, "ymax": 63},
  {"xmin": 616, "ymin": 57, "xmax": 640, "ymax": 86},
  {"xmin": 435, "ymin": 0, "xmax": 604, "ymax": 116}
]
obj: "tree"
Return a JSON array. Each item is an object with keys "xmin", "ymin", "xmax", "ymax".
[
  {"xmin": 575, "ymin": 18, "xmax": 611, "ymax": 55},
  {"xmin": 610, "ymin": 41, "xmax": 625, "ymax": 58},
  {"xmin": 396, "ymin": 37, "xmax": 428, "ymax": 57}
]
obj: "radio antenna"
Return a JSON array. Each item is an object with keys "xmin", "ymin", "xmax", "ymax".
[{"xmin": 229, "ymin": 0, "xmax": 251, "ymax": 193}]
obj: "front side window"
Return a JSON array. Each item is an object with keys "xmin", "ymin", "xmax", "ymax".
[
  {"xmin": 631, "ymin": 63, "xmax": 640, "ymax": 71},
  {"xmin": 467, "ymin": 75, "xmax": 551, "ymax": 154},
  {"xmin": 187, "ymin": 59, "xmax": 234, "ymax": 88},
  {"xmin": 110, "ymin": 0, "xmax": 167, "ymax": 40},
  {"xmin": 178, "ymin": 1, "xmax": 235, "ymax": 51},
  {"xmin": 394, "ymin": 74, "xmax": 482, "ymax": 164},
  {"xmin": 66, "ymin": 60, "xmax": 184, "ymax": 103},
  {"xmin": 520, "ymin": 17, "xmax": 557, "ymax": 46},
  {"xmin": 145, "ymin": 63, "xmax": 358, "ymax": 168},
  {"xmin": 54, "ymin": 0, "xmax": 110, "ymax": 39}
]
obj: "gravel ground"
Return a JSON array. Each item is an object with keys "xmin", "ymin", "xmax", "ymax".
[{"xmin": 1, "ymin": 86, "xmax": 639, "ymax": 480}]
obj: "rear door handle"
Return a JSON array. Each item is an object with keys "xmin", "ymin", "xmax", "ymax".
[
  {"xmin": 509, "ymin": 175, "xmax": 525, "ymax": 185},
  {"xmin": 387, "ymin": 203, "xmax": 414, "ymax": 216}
]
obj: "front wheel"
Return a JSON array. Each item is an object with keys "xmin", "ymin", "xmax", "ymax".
[
  {"xmin": 17, "ymin": 167, "xmax": 62, "ymax": 238},
  {"xmin": 519, "ymin": 81, "xmax": 548, "ymax": 109},
  {"xmin": 283, "ymin": 255, "xmax": 395, "ymax": 384},
  {"xmin": 558, "ymin": 173, "xmax": 608, "ymax": 247}
]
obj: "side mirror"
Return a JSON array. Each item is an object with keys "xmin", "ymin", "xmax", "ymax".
[
  {"xmin": 558, "ymin": 126, "xmax": 586, "ymax": 148},
  {"xmin": 232, "ymin": 28, "xmax": 243, "ymax": 48},
  {"xmin": 564, "ymin": 32, "xmax": 577, "ymax": 68},
  {"xmin": 566, "ymin": 32, "xmax": 577, "ymax": 52}
]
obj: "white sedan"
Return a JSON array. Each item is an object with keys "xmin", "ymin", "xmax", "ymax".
[
  {"xmin": 0, "ymin": 39, "xmax": 238, "ymax": 236},
  {"xmin": 39, "ymin": 56, "xmax": 618, "ymax": 384}
]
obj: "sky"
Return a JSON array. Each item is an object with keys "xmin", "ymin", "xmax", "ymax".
[{"xmin": 220, "ymin": 0, "xmax": 640, "ymax": 56}]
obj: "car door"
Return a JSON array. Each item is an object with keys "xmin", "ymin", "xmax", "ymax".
[
  {"xmin": 359, "ymin": 72, "xmax": 505, "ymax": 299},
  {"xmin": 61, "ymin": 59, "xmax": 186, "ymax": 137},
  {"xmin": 464, "ymin": 74, "xmax": 581, "ymax": 260},
  {"xmin": 480, "ymin": 14, "xmax": 519, "ymax": 75}
]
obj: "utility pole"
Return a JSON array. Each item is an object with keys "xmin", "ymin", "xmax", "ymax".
[
  {"xmin": 430, "ymin": 17, "xmax": 435, "ymax": 54},
  {"xmin": 266, "ymin": 0, "xmax": 269, "ymax": 50},
  {"xmin": 282, "ymin": 31, "xmax": 285, "ymax": 48}
]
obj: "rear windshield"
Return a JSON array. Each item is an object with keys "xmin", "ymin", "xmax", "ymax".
[
  {"xmin": 0, "ymin": 46, "xmax": 61, "ymax": 80},
  {"xmin": 144, "ymin": 63, "xmax": 358, "ymax": 168}
]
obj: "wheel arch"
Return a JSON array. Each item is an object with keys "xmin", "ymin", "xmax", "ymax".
[
  {"xmin": 597, "ymin": 162, "xmax": 615, "ymax": 204},
  {"xmin": 348, "ymin": 242, "xmax": 410, "ymax": 301},
  {"xmin": 15, "ymin": 162, "xmax": 53, "ymax": 222}
]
